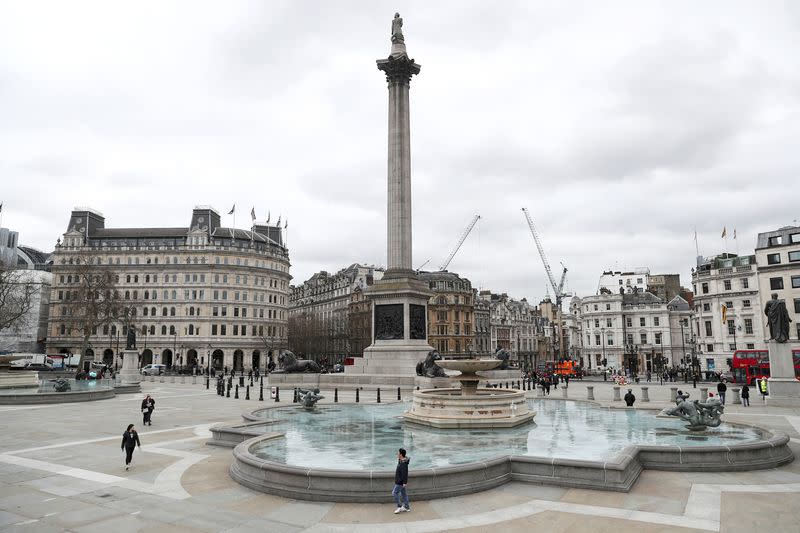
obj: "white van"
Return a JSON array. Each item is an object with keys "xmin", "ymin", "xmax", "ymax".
[{"xmin": 9, "ymin": 354, "xmax": 54, "ymax": 368}]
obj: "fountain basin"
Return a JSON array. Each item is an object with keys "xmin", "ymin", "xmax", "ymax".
[{"xmin": 403, "ymin": 387, "xmax": 534, "ymax": 428}]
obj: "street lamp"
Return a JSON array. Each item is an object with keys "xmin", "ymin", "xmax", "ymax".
[{"xmin": 600, "ymin": 327, "xmax": 606, "ymax": 369}]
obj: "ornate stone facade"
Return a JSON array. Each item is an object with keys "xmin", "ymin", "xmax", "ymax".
[
  {"xmin": 418, "ymin": 271, "xmax": 475, "ymax": 354},
  {"xmin": 47, "ymin": 206, "xmax": 290, "ymax": 372}
]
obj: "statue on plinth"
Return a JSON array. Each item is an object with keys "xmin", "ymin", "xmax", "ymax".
[
  {"xmin": 416, "ymin": 349, "xmax": 447, "ymax": 378},
  {"xmin": 276, "ymin": 350, "xmax": 321, "ymax": 373},
  {"xmin": 764, "ymin": 293, "xmax": 792, "ymax": 343},
  {"xmin": 50, "ymin": 378, "xmax": 71, "ymax": 392},
  {"xmin": 298, "ymin": 388, "xmax": 324, "ymax": 409},
  {"xmin": 389, "ymin": 12, "xmax": 408, "ymax": 59}
]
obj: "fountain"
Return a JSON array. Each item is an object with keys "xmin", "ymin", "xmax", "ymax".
[{"xmin": 403, "ymin": 358, "xmax": 535, "ymax": 428}]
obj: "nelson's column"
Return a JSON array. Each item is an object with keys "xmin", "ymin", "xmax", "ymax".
[{"xmin": 348, "ymin": 13, "xmax": 434, "ymax": 375}]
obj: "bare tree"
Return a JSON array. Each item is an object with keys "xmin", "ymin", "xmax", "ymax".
[
  {"xmin": 0, "ymin": 266, "xmax": 40, "ymax": 348},
  {"xmin": 62, "ymin": 256, "xmax": 129, "ymax": 369}
]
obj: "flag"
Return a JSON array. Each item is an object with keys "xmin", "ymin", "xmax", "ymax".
[
  {"xmin": 284, "ymin": 218, "xmax": 288, "ymax": 229},
  {"xmin": 250, "ymin": 207, "xmax": 256, "ymax": 221},
  {"xmin": 733, "ymin": 228, "xmax": 737, "ymax": 240},
  {"xmin": 721, "ymin": 227, "xmax": 727, "ymax": 238},
  {"xmin": 266, "ymin": 211, "xmax": 270, "ymax": 224},
  {"xmin": 0, "ymin": 202, "xmax": 3, "ymax": 213},
  {"xmin": 228, "ymin": 204, "xmax": 235, "ymax": 215},
  {"xmin": 721, "ymin": 304, "xmax": 727, "ymax": 324},
  {"xmin": 276, "ymin": 215, "xmax": 281, "ymax": 227}
]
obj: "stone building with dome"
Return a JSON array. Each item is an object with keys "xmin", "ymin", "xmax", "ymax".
[{"xmin": 46, "ymin": 206, "xmax": 290, "ymax": 372}]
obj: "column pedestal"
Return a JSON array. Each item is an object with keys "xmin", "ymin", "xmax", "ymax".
[
  {"xmin": 767, "ymin": 341, "xmax": 800, "ymax": 407},
  {"xmin": 118, "ymin": 349, "xmax": 142, "ymax": 389}
]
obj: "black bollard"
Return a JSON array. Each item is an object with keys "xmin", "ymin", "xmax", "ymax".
[
  {"xmin": 274, "ymin": 386, "xmax": 280, "ymax": 402},
  {"xmin": 518, "ymin": 380, "xmax": 521, "ymax": 389},
  {"xmin": 397, "ymin": 387, "xmax": 401, "ymax": 400},
  {"xmin": 239, "ymin": 376, "xmax": 244, "ymax": 388},
  {"xmin": 356, "ymin": 388, "xmax": 360, "ymax": 403},
  {"xmin": 377, "ymin": 388, "xmax": 381, "ymax": 403},
  {"xmin": 334, "ymin": 388, "xmax": 338, "ymax": 403},
  {"xmin": 416, "ymin": 386, "xmax": 419, "ymax": 391},
  {"xmin": 234, "ymin": 385, "xmax": 239, "ymax": 399},
  {"xmin": 259, "ymin": 384, "xmax": 264, "ymax": 401},
  {"xmin": 226, "ymin": 383, "xmax": 231, "ymax": 397},
  {"xmin": 245, "ymin": 385, "xmax": 250, "ymax": 400},
  {"xmin": 206, "ymin": 377, "xmax": 209, "ymax": 389},
  {"xmin": 293, "ymin": 388, "xmax": 298, "ymax": 403}
]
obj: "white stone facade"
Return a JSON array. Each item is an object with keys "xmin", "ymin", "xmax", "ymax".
[
  {"xmin": 755, "ymin": 225, "xmax": 800, "ymax": 349},
  {"xmin": 598, "ymin": 267, "xmax": 650, "ymax": 294},
  {"xmin": 692, "ymin": 253, "xmax": 765, "ymax": 372}
]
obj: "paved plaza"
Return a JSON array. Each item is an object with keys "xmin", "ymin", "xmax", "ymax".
[{"xmin": 0, "ymin": 380, "xmax": 799, "ymax": 532}]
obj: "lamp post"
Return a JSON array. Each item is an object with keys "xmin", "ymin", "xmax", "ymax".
[
  {"xmin": 600, "ymin": 327, "xmax": 606, "ymax": 369},
  {"xmin": 207, "ymin": 343, "xmax": 211, "ymax": 376},
  {"xmin": 172, "ymin": 333, "xmax": 177, "ymax": 369}
]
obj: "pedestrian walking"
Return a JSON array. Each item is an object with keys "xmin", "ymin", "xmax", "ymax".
[
  {"xmin": 141, "ymin": 394, "xmax": 155, "ymax": 426},
  {"xmin": 741, "ymin": 384, "xmax": 750, "ymax": 407},
  {"xmin": 392, "ymin": 448, "xmax": 411, "ymax": 514},
  {"xmin": 564, "ymin": 375, "xmax": 570, "ymax": 388},
  {"xmin": 716, "ymin": 379, "xmax": 727, "ymax": 405},
  {"xmin": 121, "ymin": 424, "xmax": 141, "ymax": 471}
]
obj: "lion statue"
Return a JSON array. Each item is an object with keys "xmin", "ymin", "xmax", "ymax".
[
  {"xmin": 494, "ymin": 348, "xmax": 511, "ymax": 370},
  {"xmin": 276, "ymin": 350, "xmax": 321, "ymax": 373},
  {"xmin": 416, "ymin": 349, "xmax": 447, "ymax": 378},
  {"xmin": 50, "ymin": 378, "xmax": 71, "ymax": 392}
]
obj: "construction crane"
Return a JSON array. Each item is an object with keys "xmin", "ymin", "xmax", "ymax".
[
  {"xmin": 521, "ymin": 207, "xmax": 572, "ymax": 361},
  {"xmin": 439, "ymin": 214, "xmax": 481, "ymax": 271},
  {"xmin": 415, "ymin": 258, "xmax": 431, "ymax": 271}
]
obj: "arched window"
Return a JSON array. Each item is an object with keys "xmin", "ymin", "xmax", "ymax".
[
  {"xmin": 163, "ymin": 290, "xmax": 168, "ymax": 299},
  {"xmin": 144, "ymin": 290, "xmax": 149, "ymax": 300},
  {"xmin": 169, "ymin": 325, "xmax": 176, "ymax": 335},
  {"xmin": 188, "ymin": 324, "xmax": 194, "ymax": 335},
  {"xmin": 134, "ymin": 275, "xmax": 139, "ymax": 283},
  {"xmin": 125, "ymin": 290, "xmax": 130, "ymax": 299},
  {"xmin": 149, "ymin": 325, "xmax": 155, "ymax": 335},
  {"xmin": 151, "ymin": 307, "xmax": 156, "ymax": 316},
  {"xmin": 143, "ymin": 307, "xmax": 149, "ymax": 316},
  {"xmin": 141, "ymin": 325, "xmax": 147, "ymax": 334},
  {"xmin": 161, "ymin": 325, "xmax": 167, "ymax": 335},
  {"xmin": 170, "ymin": 307, "xmax": 176, "ymax": 316},
  {"xmin": 171, "ymin": 290, "xmax": 176, "ymax": 299},
  {"xmin": 189, "ymin": 307, "xmax": 195, "ymax": 316},
  {"xmin": 111, "ymin": 325, "xmax": 117, "ymax": 335},
  {"xmin": 133, "ymin": 290, "xmax": 138, "ymax": 299},
  {"xmin": 145, "ymin": 275, "xmax": 150, "ymax": 283},
  {"xmin": 126, "ymin": 275, "xmax": 131, "ymax": 283},
  {"xmin": 162, "ymin": 307, "xmax": 167, "ymax": 316}
]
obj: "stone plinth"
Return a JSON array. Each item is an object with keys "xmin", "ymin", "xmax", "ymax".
[
  {"xmin": 767, "ymin": 341, "xmax": 800, "ymax": 407},
  {"xmin": 0, "ymin": 371, "xmax": 39, "ymax": 389},
  {"xmin": 118, "ymin": 349, "xmax": 141, "ymax": 387}
]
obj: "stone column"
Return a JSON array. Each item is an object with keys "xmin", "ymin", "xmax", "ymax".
[
  {"xmin": 378, "ymin": 54, "xmax": 420, "ymax": 272},
  {"xmin": 670, "ymin": 387, "xmax": 678, "ymax": 402},
  {"xmin": 118, "ymin": 349, "xmax": 141, "ymax": 387},
  {"xmin": 640, "ymin": 387, "xmax": 649, "ymax": 402},
  {"xmin": 613, "ymin": 386, "xmax": 621, "ymax": 401},
  {"xmin": 767, "ymin": 340, "xmax": 800, "ymax": 407}
]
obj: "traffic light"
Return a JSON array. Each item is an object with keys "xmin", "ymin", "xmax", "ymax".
[{"xmin": 602, "ymin": 358, "xmax": 607, "ymax": 367}]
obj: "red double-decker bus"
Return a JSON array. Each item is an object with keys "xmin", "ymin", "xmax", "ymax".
[{"xmin": 730, "ymin": 349, "xmax": 800, "ymax": 385}]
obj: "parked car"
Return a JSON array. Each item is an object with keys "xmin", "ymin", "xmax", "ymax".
[{"xmin": 141, "ymin": 364, "xmax": 166, "ymax": 376}]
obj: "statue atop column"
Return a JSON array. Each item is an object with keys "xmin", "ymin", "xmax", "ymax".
[
  {"xmin": 764, "ymin": 293, "xmax": 792, "ymax": 343},
  {"xmin": 389, "ymin": 12, "xmax": 408, "ymax": 59}
]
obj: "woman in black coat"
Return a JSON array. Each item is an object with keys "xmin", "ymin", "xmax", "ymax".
[
  {"xmin": 141, "ymin": 395, "xmax": 155, "ymax": 426},
  {"xmin": 740, "ymin": 384, "xmax": 750, "ymax": 407},
  {"xmin": 121, "ymin": 424, "xmax": 141, "ymax": 471}
]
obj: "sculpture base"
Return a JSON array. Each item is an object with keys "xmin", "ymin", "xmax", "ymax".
[
  {"xmin": 118, "ymin": 349, "xmax": 141, "ymax": 386},
  {"xmin": 403, "ymin": 388, "xmax": 535, "ymax": 429},
  {"xmin": 766, "ymin": 341, "xmax": 800, "ymax": 407}
]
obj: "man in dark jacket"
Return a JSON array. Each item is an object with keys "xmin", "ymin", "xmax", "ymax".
[
  {"xmin": 392, "ymin": 448, "xmax": 410, "ymax": 513},
  {"xmin": 716, "ymin": 380, "xmax": 727, "ymax": 405},
  {"xmin": 121, "ymin": 424, "xmax": 141, "ymax": 471},
  {"xmin": 624, "ymin": 389, "xmax": 636, "ymax": 406}
]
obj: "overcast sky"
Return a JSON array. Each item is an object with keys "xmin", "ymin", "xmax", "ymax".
[{"xmin": 2, "ymin": 1, "xmax": 799, "ymax": 301}]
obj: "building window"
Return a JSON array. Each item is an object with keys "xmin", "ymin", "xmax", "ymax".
[
  {"xmin": 746, "ymin": 343, "xmax": 755, "ymax": 349},
  {"xmin": 626, "ymin": 317, "xmax": 632, "ymax": 327},
  {"xmin": 640, "ymin": 333, "xmax": 647, "ymax": 344},
  {"xmin": 701, "ymin": 283, "xmax": 709, "ymax": 294},
  {"xmin": 653, "ymin": 317, "xmax": 660, "ymax": 326},
  {"xmin": 626, "ymin": 333, "xmax": 633, "ymax": 345},
  {"xmin": 703, "ymin": 303, "xmax": 710, "ymax": 312},
  {"xmin": 725, "ymin": 301, "xmax": 733, "ymax": 309},
  {"xmin": 594, "ymin": 319, "xmax": 599, "ymax": 327},
  {"xmin": 744, "ymin": 318, "xmax": 753, "ymax": 334},
  {"xmin": 593, "ymin": 304, "xmax": 598, "ymax": 311},
  {"xmin": 741, "ymin": 278, "xmax": 749, "ymax": 289},
  {"xmin": 792, "ymin": 276, "xmax": 800, "ymax": 289},
  {"xmin": 727, "ymin": 320, "xmax": 735, "ymax": 335},
  {"xmin": 595, "ymin": 335, "xmax": 600, "ymax": 346},
  {"xmin": 640, "ymin": 317, "xmax": 646, "ymax": 326},
  {"xmin": 743, "ymin": 299, "xmax": 751, "ymax": 308},
  {"xmin": 787, "ymin": 250, "xmax": 800, "ymax": 262},
  {"xmin": 607, "ymin": 336, "xmax": 613, "ymax": 346},
  {"xmin": 795, "ymin": 298, "xmax": 800, "ymax": 314},
  {"xmin": 770, "ymin": 277, "xmax": 784, "ymax": 290},
  {"xmin": 705, "ymin": 321, "xmax": 712, "ymax": 336},
  {"xmin": 706, "ymin": 344, "xmax": 714, "ymax": 352},
  {"xmin": 767, "ymin": 253, "xmax": 781, "ymax": 265},
  {"xmin": 606, "ymin": 318, "xmax": 612, "ymax": 327},
  {"xmin": 723, "ymin": 280, "xmax": 732, "ymax": 290},
  {"xmin": 790, "ymin": 233, "xmax": 800, "ymax": 244},
  {"xmin": 655, "ymin": 333, "xmax": 662, "ymax": 345},
  {"xmin": 728, "ymin": 343, "xmax": 736, "ymax": 351},
  {"xmin": 768, "ymin": 235, "xmax": 782, "ymax": 246},
  {"xmin": 220, "ymin": 325, "xmax": 226, "ymax": 336},
  {"xmin": 605, "ymin": 303, "xmax": 610, "ymax": 310}
]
